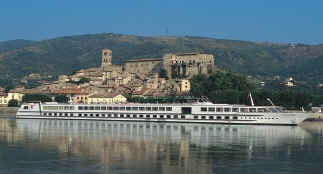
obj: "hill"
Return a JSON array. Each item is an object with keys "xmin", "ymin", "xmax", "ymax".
[
  {"xmin": 0, "ymin": 39, "xmax": 36, "ymax": 53},
  {"xmin": 0, "ymin": 33, "xmax": 323, "ymax": 89}
]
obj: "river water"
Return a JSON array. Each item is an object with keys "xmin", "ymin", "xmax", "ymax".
[{"xmin": 0, "ymin": 117, "xmax": 322, "ymax": 174}]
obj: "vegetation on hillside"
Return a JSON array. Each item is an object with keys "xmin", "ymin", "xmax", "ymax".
[
  {"xmin": 1, "ymin": 33, "xmax": 323, "ymax": 92},
  {"xmin": 22, "ymin": 94, "xmax": 52, "ymax": 103},
  {"xmin": 190, "ymin": 72, "xmax": 320, "ymax": 110}
]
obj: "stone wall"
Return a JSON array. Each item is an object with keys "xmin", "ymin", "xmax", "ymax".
[
  {"xmin": 163, "ymin": 52, "xmax": 215, "ymax": 79},
  {"xmin": 0, "ymin": 107, "xmax": 18, "ymax": 117},
  {"xmin": 124, "ymin": 59, "xmax": 162, "ymax": 77}
]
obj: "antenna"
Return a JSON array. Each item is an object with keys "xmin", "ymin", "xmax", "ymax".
[
  {"xmin": 266, "ymin": 98, "xmax": 275, "ymax": 106},
  {"xmin": 249, "ymin": 92, "xmax": 255, "ymax": 106}
]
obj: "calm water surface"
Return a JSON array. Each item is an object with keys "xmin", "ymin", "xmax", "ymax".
[{"xmin": 0, "ymin": 117, "xmax": 323, "ymax": 174}]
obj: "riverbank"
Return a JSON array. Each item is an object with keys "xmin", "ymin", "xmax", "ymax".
[
  {"xmin": 0, "ymin": 107, "xmax": 18, "ymax": 117},
  {"xmin": 306, "ymin": 113, "xmax": 323, "ymax": 121}
]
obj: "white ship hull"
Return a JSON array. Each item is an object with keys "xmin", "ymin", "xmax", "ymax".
[{"xmin": 16, "ymin": 102, "xmax": 312, "ymax": 125}]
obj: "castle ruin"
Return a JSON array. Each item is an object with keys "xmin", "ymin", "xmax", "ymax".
[{"xmin": 101, "ymin": 49, "xmax": 215, "ymax": 80}]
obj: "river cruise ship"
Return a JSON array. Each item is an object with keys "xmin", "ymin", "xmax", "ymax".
[{"xmin": 16, "ymin": 101, "xmax": 311, "ymax": 125}]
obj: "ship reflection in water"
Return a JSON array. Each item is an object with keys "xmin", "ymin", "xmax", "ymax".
[{"xmin": 1, "ymin": 118, "xmax": 323, "ymax": 174}]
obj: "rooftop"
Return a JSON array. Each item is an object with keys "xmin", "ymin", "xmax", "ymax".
[{"xmin": 126, "ymin": 58, "xmax": 162, "ymax": 63}]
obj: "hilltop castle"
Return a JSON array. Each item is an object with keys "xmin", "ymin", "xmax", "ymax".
[{"xmin": 100, "ymin": 49, "xmax": 215, "ymax": 80}]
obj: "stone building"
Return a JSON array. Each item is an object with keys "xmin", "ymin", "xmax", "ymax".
[
  {"xmin": 163, "ymin": 52, "xmax": 215, "ymax": 79},
  {"xmin": 100, "ymin": 49, "xmax": 215, "ymax": 80}
]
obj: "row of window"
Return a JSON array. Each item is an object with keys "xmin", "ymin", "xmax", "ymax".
[
  {"xmin": 43, "ymin": 112, "xmax": 183, "ymax": 119},
  {"xmin": 42, "ymin": 112, "xmax": 280, "ymax": 121},
  {"xmin": 0, "ymin": 99, "xmax": 7, "ymax": 104},
  {"xmin": 201, "ymin": 107, "xmax": 277, "ymax": 113},
  {"xmin": 78, "ymin": 106, "xmax": 173, "ymax": 111},
  {"xmin": 43, "ymin": 106, "xmax": 75, "ymax": 110}
]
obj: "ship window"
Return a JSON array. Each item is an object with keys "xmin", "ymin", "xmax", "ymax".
[
  {"xmin": 48, "ymin": 113, "xmax": 52, "ymax": 116},
  {"xmin": 84, "ymin": 114, "xmax": 88, "ymax": 117},
  {"xmin": 224, "ymin": 108, "xmax": 231, "ymax": 112},
  {"xmin": 96, "ymin": 114, "xmax": 99, "ymax": 117},
  {"xmin": 146, "ymin": 115, "xmax": 150, "ymax": 118},
  {"xmin": 127, "ymin": 114, "xmax": 131, "ymax": 118},
  {"xmin": 64, "ymin": 106, "xmax": 69, "ymax": 110},
  {"xmin": 201, "ymin": 116, "xmax": 206, "ymax": 119},
  {"xmin": 233, "ymin": 108, "xmax": 239, "ymax": 112},
  {"xmin": 194, "ymin": 116, "xmax": 198, "ymax": 119},
  {"xmin": 139, "ymin": 107, "xmax": 145, "ymax": 111},
  {"xmin": 78, "ymin": 106, "xmax": 83, "ymax": 110},
  {"xmin": 120, "ymin": 114, "xmax": 124, "ymax": 118},
  {"xmin": 208, "ymin": 107, "xmax": 215, "ymax": 112},
  {"xmin": 139, "ymin": 115, "xmax": 144, "ymax": 118},
  {"xmin": 159, "ymin": 107, "xmax": 165, "ymax": 111},
  {"xmin": 233, "ymin": 116, "xmax": 238, "ymax": 120},
  {"xmin": 240, "ymin": 108, "xmax": 248, "ymax": 112},
  {"xmin": 209, "ymin": 116, "xmax": 214, "ymax": 120},
  {"xmin": 107, "ymin": 114, "xmax": 111, "ymax": 117},
  {"xmin": 107, "ymin": 107, "xmax": 112, "ymax": 110},
  {"xmin": 201, "ymin": 107, "xmax": 207, "ymax": 112},
  {"xmin": 146, "ymin": 107, "xmax": 151, "ymax": 111},
  {"xmin": 152, "ymin": 107, "xmax": 158, "ymax": 111},
  {"xmin": 132, "ymin": 107, "xmax": 138, "ymax": 111},
  {"xmin": 70, "ymin": 106, "xmax": 74, "ymax": 110},
  {"xmin": 133, "ymin": 114, "xmax": 137, "ymax": 118},
  {"xmin": 113, "ymin": 107, "xmax": 119, "ymax": 110},
  {"xmin": 181, "ymin": 115, "xmax": 185, "ymax": 119},
  {"xmin": 65, "ymin": 113, "xmax": 68, "ymax": 116},
  {"xmin": 225, "ymin": 116, "xmax": 230, "ymax": 120},
  {"xmin": 249, "ymin": 108, "xmax": 256, "ymax": 112},
  {"xmin": 217, "ymin": 116, "xmax": 222, "ymax": 120},
  {"xmin": 78, "ymin": 113, "xmax": 81, "ymax": 117},
  {"xmin": 166, "ymin": 107, "xmax": 172, "ymax": 111},
  {"xmin": 120, "ymin": 107, "xmax": 125, "ymax": 111},
  {"xmin": 126, "ymin": 107, "xmax": 131, "ymax": 111},
  {"xmin": 95, "ymin": 106, "xmax": 100, "ymax": 110},
  {"xmin": 160, "ymin": 115, "xmax": 164, "ymax": 118},
  {"xmin": 114, "ymin": 113, "xmax": 118, "ymax": 117},
  {"xmin": 23, "ymin": 106, "xmax": 29, "ymax": 110},
  {"xmin": 182, "ymin": 107, "xmax": 192, "ymax": 114},
  {"xmin": 101, "ymin": 114, "xmax": 106, "ymax": 117},
  {"xmin": 216, "ymin": 108, "xmax": 223, "ymax": 112},
  {"xmin": 89, "ymin": 106, "xmax": 94, "ymax": 110},
  {"xmin": 101, "ymin": 106, "xmax": 106, "ymax": 110},
  {"xmin": 174, "ymin": 115, "xmax": 178, "ymax": 119},
  {"xmin": 153, "ymin": 115, "xmax": 157, "ymax": 118},
  {"xmin": 90, "ymin": 114, "xmax": 93, "ymax": 117},
  {"xmin": 167, "ymin": 115, "xmax": 171, "ymax": 119},
  {"xmin": 257, "ymin": 108, "xmax": 265, "ymax": 112},
  {"xmin": 43, "ymin": 113, "xmax": 47, "ymax": 116},
  {"xmin": 84, "ymin": 106, "xmax": 88, "ymax": 110}
]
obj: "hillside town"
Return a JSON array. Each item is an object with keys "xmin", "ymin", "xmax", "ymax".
[{"xmin": 0, "ymin": 49, "xmax": 215, "ymax": 106}]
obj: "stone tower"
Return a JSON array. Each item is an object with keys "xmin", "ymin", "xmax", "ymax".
[{"xmin": 101, "ymin": 49, "xmax": 112, "ymax": 67}]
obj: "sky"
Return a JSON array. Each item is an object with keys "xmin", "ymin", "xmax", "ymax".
[{"xmin": 0, "ymin": 0, "xmax": 322, "ymax": 44}]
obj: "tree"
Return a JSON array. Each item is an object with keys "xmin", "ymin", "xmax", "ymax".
[
  {"xmin": 159, "ymin": 69, "xmax": 168, "ymax": 80},
  {"xmin": 54, "ymin": 95, "xmax": 69, "ymax": 103},
  {"xmin": 22, "ymin": 94, "xmax": 52, "ymax": 102},
  {"xmin": 78, "ymin": 77, "xmax": 89, "ymax": 84},
  {"xmin": 8, "ymin": 99, "xmax": 19, "ymax": 107}
]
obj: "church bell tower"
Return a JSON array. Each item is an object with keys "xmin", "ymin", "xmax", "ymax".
[{"xmin": 101, "ymin": 49, "xmax": 112, "ymax": 67}]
